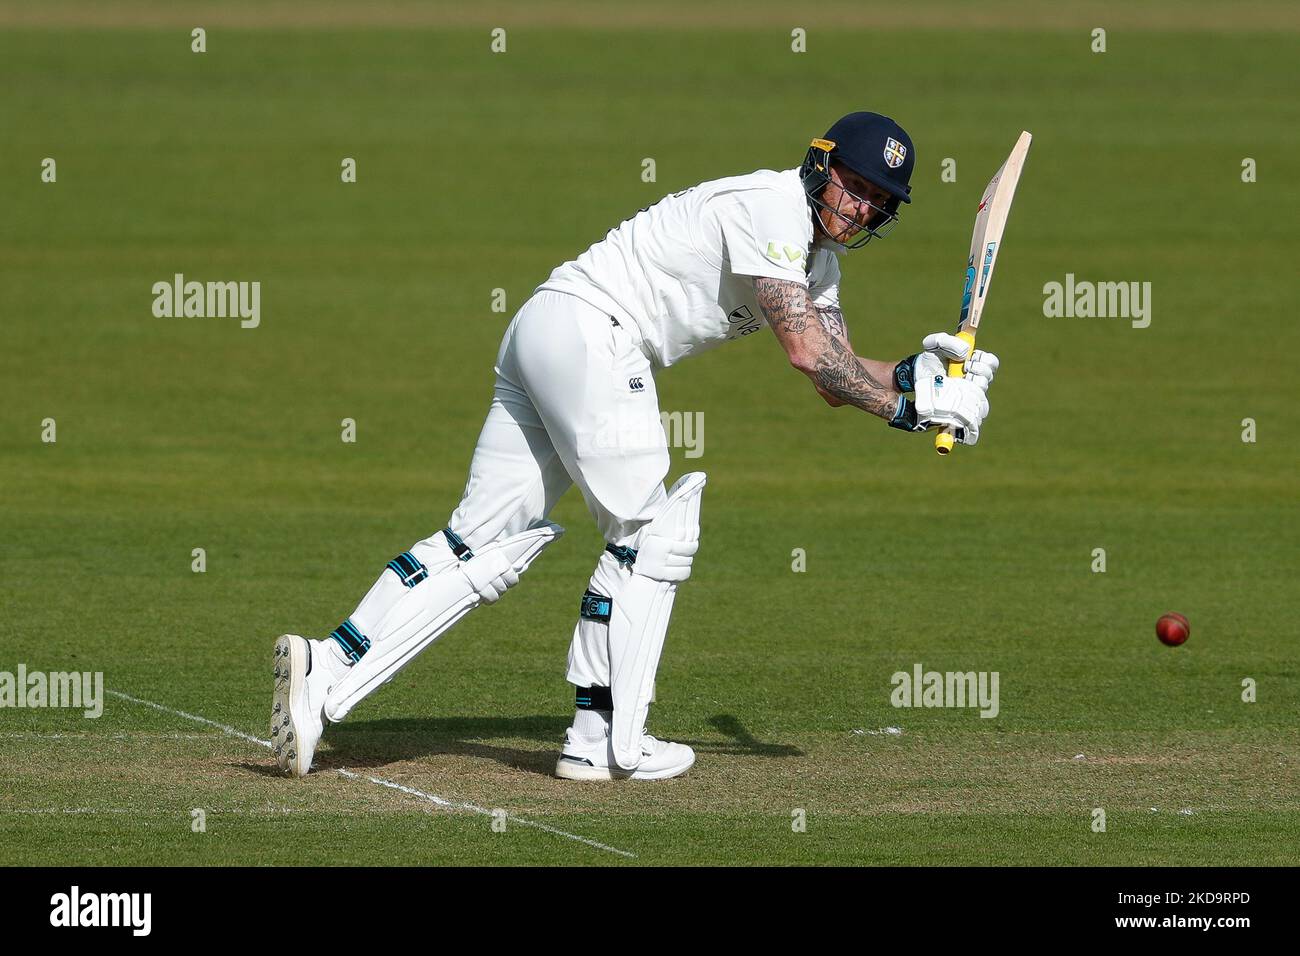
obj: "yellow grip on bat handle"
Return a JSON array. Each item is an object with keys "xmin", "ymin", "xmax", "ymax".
[{"xmin": 933, "ymin": 330, "xmax": 977, "ymax": 456}]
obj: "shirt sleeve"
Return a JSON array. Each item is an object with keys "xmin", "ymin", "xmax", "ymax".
[
  {"xmin": 716, "ymin": 191, "xmax": 811, "ymax": 285},
  {"xmin": 807, "ymin": 246, "xmax": 842, "ymax": 311}
]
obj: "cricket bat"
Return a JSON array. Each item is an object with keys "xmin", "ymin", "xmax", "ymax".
[{"xmin": 935, "ymin": 131, "xmax": 1032, "ymax": 455}]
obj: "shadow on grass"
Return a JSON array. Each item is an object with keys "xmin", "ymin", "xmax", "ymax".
[{"xmin": 303, "ymin": 713, "xmax": 801, "ymax": 776}]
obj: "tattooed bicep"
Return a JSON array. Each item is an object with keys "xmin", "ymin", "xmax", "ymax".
[{"xmin": 753, "ymin": 276, "xmax": 814, "ymax": 335}]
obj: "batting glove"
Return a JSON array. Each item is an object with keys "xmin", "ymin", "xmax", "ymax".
[
  {"xmin": 889, "ymin": 332, "xmax": 1000, "ymax": 442},
  {"xmin": 913, "ymin": 371, "xmax": 989, "ymax": 445},
  {"xmin": 896, "ymin": 332, "xmax": 1001, "ymax": 390}
]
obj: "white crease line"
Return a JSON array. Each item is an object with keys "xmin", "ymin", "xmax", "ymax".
[
  {"xmin": 4, "ymin": 808, "xmax": 140, "ymax": 815},
  {"xmin": 337, "ymin": 770, "xmax": 636, "ymax": 859},
  {"xmin": 2, "ymin": 807, "xmax": 305, "ymax": 816},
  {"xmin": 0, "ymin": 732, "xmax": 217, "ymax": 740},
  {"xmin": 107, "ymin": 688, "xmax": 636, "ymax": 860},
  {"xmin": 107, "ymin": 690, "xmax": 273, "ymax": 750}
]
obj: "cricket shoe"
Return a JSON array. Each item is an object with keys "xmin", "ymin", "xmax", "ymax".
[
  {"xmin": 555, "ymin": 728, "xmax": 695, "ymax": 781},
  {"xmin": 271, "ymin": 634, "xmax": 337, "ymax": 778}
]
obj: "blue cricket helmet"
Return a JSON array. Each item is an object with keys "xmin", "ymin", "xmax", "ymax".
[{"xmin": 801, "ymin": 111, "xmax": 915, "ymax": 248}]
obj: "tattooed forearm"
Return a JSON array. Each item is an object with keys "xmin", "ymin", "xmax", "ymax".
[
  {"xmin": 816, "ymin": 306, "xmax": 846, "ymax": 341},
  {"xmin": 754, "ymin": 276, "xmax": 813, "ymax": 334},
  {"xmin": 754, "ymin": 276, "xmax": 899, "ymax": 420},
  {"xmin": 812, "ymin": 336, "xmax": 898, "ymax": 419}
]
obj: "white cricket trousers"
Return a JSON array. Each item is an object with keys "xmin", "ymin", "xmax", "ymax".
[
  {"xmin": 328, "ymin": 290, "xmax": 669, "ymax": 698},
  {"xmin": 440, "ymin": 290, "xmax": 671, "ymax": 688},
  {"xmin": 449, "ymin": 289, "xmax": 670, "ymax": 552}
]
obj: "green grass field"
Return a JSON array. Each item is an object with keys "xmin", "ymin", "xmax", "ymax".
[{"xmin": 2, "ymin": 1, "xmax": 1297, "ymax": 866}]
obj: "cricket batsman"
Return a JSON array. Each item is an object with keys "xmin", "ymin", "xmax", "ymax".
[{"xmin": 271, "ymin": 111, "xmax": 998, "ymax": 780}]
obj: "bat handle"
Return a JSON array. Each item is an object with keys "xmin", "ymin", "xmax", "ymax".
[{"xmin": 934, "ymin": 331, "xmax": 976, "ymax": 456}]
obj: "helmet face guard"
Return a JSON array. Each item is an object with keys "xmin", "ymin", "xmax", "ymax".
[{"xmin": 800, "ymin": 138, "xmax": 903, "ymax": 249}]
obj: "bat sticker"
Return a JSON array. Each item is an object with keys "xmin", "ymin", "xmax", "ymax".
[
  {"xmin": 978, "ymin": 241, "xmax": 998, "ymax": 297},
  {"xmin": 958, "ymin": 256, "xmax": 976, "ymax": 325}
]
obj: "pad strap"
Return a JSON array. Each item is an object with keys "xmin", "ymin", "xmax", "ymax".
[
  {"xmin": 580, "ymin": 590, "xmax": 612, "ymax": 623},
  {"xmin": 386, "ymin": 551, "xmax": 429, "ymax": 588},
  {"xmin": 442, "ymin": 528, "xmax": 474, "ymax": 561},
  {"xmin": 575, "ymin": 685, "xmax": 614, "ymax": 710},
  {"xmin": 604, "ymin": 544, "xmax": 638, "ymax": 569},
  {"xmin": 329, "ymin": 619, "xmax": 371, "ymax": 664}
]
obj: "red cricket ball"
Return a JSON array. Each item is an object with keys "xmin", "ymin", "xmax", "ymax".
[{"xmin": 1156, "ymin": 612, "xmax": 1190, "ymax": 647}]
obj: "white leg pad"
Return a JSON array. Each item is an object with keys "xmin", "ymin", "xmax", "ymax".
[
  {"xmin": 324, "ymin": 522, "xmax": 563, "ymax": 722},
  {"xmin": 609, "ymin": 472, "xmax": 705, "ymax": 769}
]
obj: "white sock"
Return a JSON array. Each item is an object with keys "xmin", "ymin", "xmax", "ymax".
[{"xmin": 573, "ymin": 707, "xmax": 611, "ymax": 738}]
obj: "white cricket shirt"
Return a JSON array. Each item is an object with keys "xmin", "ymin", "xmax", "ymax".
[{"xmin": 537, "ymin": 168, "xmax": 842, "ymax": 368}]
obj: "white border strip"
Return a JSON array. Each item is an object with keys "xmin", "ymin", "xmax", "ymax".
[{"xmin": 106, "ymin": 689, "xmax": 636, "ymax": 860}]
